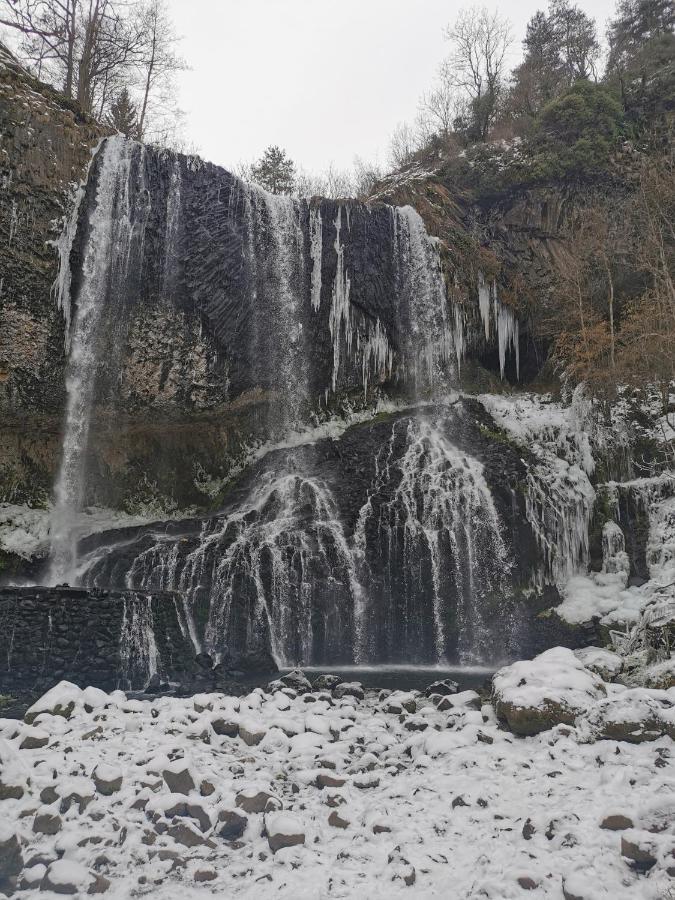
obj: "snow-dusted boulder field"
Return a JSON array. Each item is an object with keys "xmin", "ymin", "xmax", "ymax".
[{"xmin": 1, "ymin": 660, "xmax": 675, "ymax": 899}]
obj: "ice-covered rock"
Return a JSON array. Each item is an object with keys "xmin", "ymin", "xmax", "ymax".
[
  {"xmin": 573, "ymin": 646, "xmax": 623, "ymax": 681},
  {"xmin": 493, "ymin": 647, "xmax": 606, "ymax": 735}
]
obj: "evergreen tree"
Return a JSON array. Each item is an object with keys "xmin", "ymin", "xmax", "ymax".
[
  {"xmin": 250, "ymin": 146, "xmax": 296, "ymax": 195},
  {"xmin": 509, "ymin": 1, "xmax": 600, "ymax": 124},
  {"xmin": 607, "ymin": 0, "xmax": 675, "ymax": 121},
  {"xmin": 106, "ymin": 88, "xmax": 140, "ymax": 138}
]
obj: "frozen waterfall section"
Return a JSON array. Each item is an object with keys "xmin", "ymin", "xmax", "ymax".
[{"xmin": 47, "ymin": 135, "xmax": 528, "ymax": 671}]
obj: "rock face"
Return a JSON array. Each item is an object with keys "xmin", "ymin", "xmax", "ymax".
[{"xmin": 0, "ymin": 52, "xmax": 107, "ymax": 506}]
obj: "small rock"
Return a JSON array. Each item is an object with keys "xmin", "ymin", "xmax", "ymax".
[
  {"xmin": 316, "ymin": 773, "xmax": 346, "ymax": 789},
  {"xmin": 42, "ymin": 859, "xmax": 90, "ymax": 895},
  {"xmin": 20, "ymin": 730, "xmax": 49, "ymax": 750},
  {"xmin": 328, "ymin": 811, "xmax": 349, "ymax": 829},
  {"xmin": 211, "ymin": 718, "xmax": 238, "ymax": 738},
  {"xmin": 522, "ymin": 819, "xmax": 535, "ymax": 840},
  {"xmin": 313, "ymin": 674, "xmax": 342, "ymax": 691},
  {"xmin": 239, "ymin": 723, "xmax": 266, "ymax": 747},
  {"xmin": 194, "ymin": 870, "xmax": 217, "ymax": 882},
  {"xmin": 88, "ymin": 874, "xmax": 111, "ymax": 894},
  {"xmin": 33, "ymin": 812, "xmax": 62, "ymax": 835},
  {"xmin": 93, "ymin": 764, "xmax": 123, "ymax": 796},
  {"xmin": 452, "ymin": 796, "xmax": 469, "ymax": 809},
  {"xmin": 621, "ymin": 832, "xmax": 658, "ymax": 871},
  {"xmin": 218, "ymin": 809, "xmax": 247, "ymax": 840},
  {"xmin": 200, "ymin": 780, "xmax": 216, "ymax": 797},
  {"xmin": 333, "ymin": 682, "xmax": 364, "ymax": 701},
  {"xmin": 425, "ymin": 679, "xmax": 459, "ymax": 698},
  {"xmin": 600, "ymin": 814, "xmax": 634, "ymax": 831},
  {"xmin": 0, "ymin": 830, "xmax": 23, "ymax": 880},
  {"xmin": 517, "ymin": 876, "xmax": 539, "ymax": 890},
  {"xmin": 373, "ymin": 823, "xmax": 392, "ymax": 834},
  {"xmin": 167, "ymin": 823, "xmax": 206, "ymax": 848},
  {"xmin": 162, "ymin": 765, "xmax": 195, "ymax": 795},
  {"xmin": 40, "ymin": 786, "xmax": 59, "ymax": 805},
  {"xmin": 235, "ymin": 791, "xmax": 278, "ymax": 814},
  {"xmin": 266, "ymin": 813, "xmax": 305, "ymax": 853}
]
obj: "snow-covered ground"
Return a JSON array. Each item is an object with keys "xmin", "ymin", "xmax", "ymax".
[{"xmin": 2, "ymin": 667, "xmax": 675, "ymax": 899}]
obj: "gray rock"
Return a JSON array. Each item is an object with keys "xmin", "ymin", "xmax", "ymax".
[
  {"xmin": 328, "ymin": 810, "xmax": 349, "ymax": 829},
  {"xmin": 313, "ymin": 674, "xmax": 343, "ymax": 691},
  {"xmin": 621, "ymin": 833, "xmax": 658, "ymax": 871},
  {"xmin": 167, "ymin": 823, "xmax": 206, "ymax": 848},
  {"xmin": 20, "ymin": 732, "xmax": 49, "ymax": 750},
  {"xmin": 33, "ymin": 812, "xmax": 62, "ymax": 835},
  {"xmin": 333, "ymin": 682, "xmax": 364, "ymax": 701},
  {"xmin": 0, "ymin": 832, "xmax": 23, "ymax": 879},
  {"xmin": 235, "ymin": 791, "xmax": 277, "ymax": 814},
  {"xmin": 425, "ymin": 679, "xmax": 459, "ymax": 698},
  {"xmin": 217, "ymin": 809, "xmax": 247, "ymax": 840},
  {"xmin": 93, "ymin": 766, "xmax": 123, "ymax": 796},
  {"xmin": 162, "ymin": 767, "xmax": 195, "ymax": 795},
  {"xmin": 211, "ymin": 718, "xmax": 238, "ymax": 738},
  {"xmin": 600, "ymin": 814, "xmax": 634, "ymax": 831},
  {"xmin": 279, "ymin": 670, "xmax": 312, "ymax": 693}
]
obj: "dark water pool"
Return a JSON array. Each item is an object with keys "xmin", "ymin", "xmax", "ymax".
[{"xmin": 283, "ymin": 665, "xmax": 495, "ymax": 694}]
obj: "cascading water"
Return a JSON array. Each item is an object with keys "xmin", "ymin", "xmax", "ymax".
[
  {"xmin": 49, "ymin": 134, "xmax": 527, "ymax": 669},
  {"xmin": 48, "ymin": 136, "xmax": 141, "ymax": 585},
  {"xmin": 112, "ymin": 465, "xmax": 361, "ymax": 667},
  {"xmin": 119, "ymin": 592, "xmax": 159, "ymax": 689},
  {"xmin": 353, "ymin": 416, "xmax": 512, "ymax": 664}
]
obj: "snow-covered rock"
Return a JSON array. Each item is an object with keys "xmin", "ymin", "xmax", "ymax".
[
  {"xmin": 493, "ymin": 647, "xmax": 606, "ymax": 735},
  {"xmin": 574, "ymin": 646, "xmax": 624, "ymax": 681},
  {"xmin": 24, "ymin": 681, "xmax": 83, "ymax": 724}
]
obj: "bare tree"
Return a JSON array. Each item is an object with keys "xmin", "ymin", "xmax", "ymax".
[
  {"xmin": 444, "ymin": 6, "xmax": 512, "ymax": 142},
  {"xmin": 418, "ymin": 60, "xmax": 456, "ymax": 139},
  {"xmin": 388, "ymin": 121, "xmax": 419, "ymax": 168},
  {"xmin": 134, "ymin": 0, "xmax": 185, "ymax": 139}
]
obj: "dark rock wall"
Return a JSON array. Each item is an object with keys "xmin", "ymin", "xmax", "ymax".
[
  {"xmin": 0, "ymin": 586, "xmax": 193, "ymax": 692},
  {"xmin": 0, "ymin": 57, "xmax": 107, "ymax": 504}
]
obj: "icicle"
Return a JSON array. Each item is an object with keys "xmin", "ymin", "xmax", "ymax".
[
  {"xmin": 328, "ymin": 206, "xmax": 353, "ymax": 392},
  {"xmin": 478, "ymin": 271, "xmax": 491, "ymax": 340},
  {"xmin": 309, "ymin": 206, "xmax": 322, "ymax": 311}
]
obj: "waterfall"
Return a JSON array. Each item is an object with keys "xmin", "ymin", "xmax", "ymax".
[
  {"xmin": 45, "ymin": 135, "xmax": 525, "ymax": 669},
  {"xmin": 354, "ymin": 417, "xmax": 512, "ymax": 664},
  {"xmin": 118, "ymin": 467, "xmax": 362, "ymax": 667},
  {"xmin": 48, "ymin": 137, "xmax": 140, "ymax": 585},
  {"xmin": 119, "ymin": 592, "xmax": 158, "ymax": 689},
  {"xmin": 393, "ymin": 206, "xmax": 458, "ymax": 392}
]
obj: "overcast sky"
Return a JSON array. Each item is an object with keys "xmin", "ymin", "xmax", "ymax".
[{"xmin": 166, "ymin": 0, "xmax": 618, "ymax": 175}]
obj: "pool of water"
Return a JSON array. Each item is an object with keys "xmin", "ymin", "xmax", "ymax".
[{"xmin": 284, "ymin": 665, "xmax": 495, "ymax": 694}]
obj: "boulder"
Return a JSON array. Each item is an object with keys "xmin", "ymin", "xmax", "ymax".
[
  {"xmin": 266, "ymin": 813, "xmax": 305, "ymax": 853},
  {"xmin": 24, "ymin": 681, "xmax": 82, "ymax": 724},
  {"xmin": 210, "ymin": 717, "xmax": 239, "ymax": 738},
  {"xmin": 493, "ymin": 647, "xmax": 606, "ymax": 736},
  {"xmin": 167, "ymin": 823, "xmax": 206, "ymax": 848},
  {"xmin": 576, "ymin": 689, "xmax": 674, "ymax": 743},
  {"xmin": 279, "ymin": 670, "xmax": 312, "ymax": 693}
]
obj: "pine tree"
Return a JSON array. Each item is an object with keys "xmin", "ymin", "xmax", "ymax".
[
  {"xmin": 250, "ymin": 146, "xmax": 296, "ymax": 195},
  {"xmin": 107, "ymin": 88, "xmax": 140, "ymax": 138},
  {"xmin": 607, "ymin": 0, "xmax": 675, "ymax": 121}
]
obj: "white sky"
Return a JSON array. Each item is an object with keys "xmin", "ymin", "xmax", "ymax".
[{"xmin": 166, "ymin": 0, "xmax": 618, "ymax": 174}]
